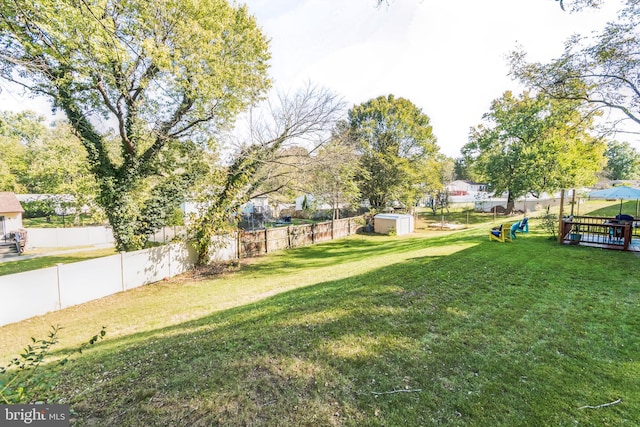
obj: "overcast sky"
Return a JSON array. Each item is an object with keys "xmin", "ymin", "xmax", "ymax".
[
  {"xmin": 244, "ymin": 0, "xmax": 624, "ymax": 157},
  {"xmin": 0, "ymin": 0, "xmax": 625, "ymax": 158}
]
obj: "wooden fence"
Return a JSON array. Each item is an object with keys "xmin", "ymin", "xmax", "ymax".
[{"xmin": 239, "ymin": 217, "xmax": 363, "ymax": 258}]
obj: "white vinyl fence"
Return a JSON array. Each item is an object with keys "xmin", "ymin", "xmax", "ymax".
[
  {"xmin": 2, "ymin": 219, "xmax": 359, "ymax": 326},
  {"xmin": 24, "ymin": 225, "xmax": 185, "ymax": 248},
  {"xmin": 25, "ymin": 226, "xmax": 115, "ymax": 248},
  {"xmin": 0, "ymin": 242, "xmax": 203, "ymax": 326}
]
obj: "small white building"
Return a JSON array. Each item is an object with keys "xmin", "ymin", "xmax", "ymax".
[
  {"xmin": 374, "ymin": 213, "xmax": 415, "ymax": 236},
  {"xmin": 0, "ymin": 192, "xmax": 25, "ymax": 240}
]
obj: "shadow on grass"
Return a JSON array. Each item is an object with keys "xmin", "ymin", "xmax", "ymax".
[{"xmin": 57, "ymin": 234, "xmax": 640, "ymax": 426}]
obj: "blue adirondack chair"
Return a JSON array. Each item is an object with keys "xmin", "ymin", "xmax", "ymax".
[{"xmin": 510, "ymin": 217, "xmax": 529, "ymax": 239}]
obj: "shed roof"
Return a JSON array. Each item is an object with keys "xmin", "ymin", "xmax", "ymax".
[
  {"xmin": 0, "ymin": 192, "xmax": 25, "ymax": 213},
  {"xmin": 374, "ymin": 213, "xmax": 412, "ymax": 220}
]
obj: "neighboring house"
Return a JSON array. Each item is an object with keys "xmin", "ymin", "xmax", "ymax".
[
  {"xmin": 181, "ymin": 196, "xmax": 285, "ymax": 222},
  {"xmin": 445, "ymin": 180, "xmax": 487, "ymax": 195},
  {"xmin": 445, "ymin": 180, "xmax": 488, "ymax": 203},
  {"xmin": 0, "ymin": 192, "xmax": 25, "ymax": 241},
  {"xmin": 295, "ymin": 194, "xmax": 353, "ymax": 212},
  {"xmin": 241, "ymin": 196, "xmax": 270, "ymax": 215}
]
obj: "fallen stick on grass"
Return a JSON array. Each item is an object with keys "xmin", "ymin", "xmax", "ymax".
[
  {"xmin": 578, "ymin": 398, "xmax": 622, "ymax": 410},
  {"xmin": 371, "ymin": 389, "xmax": 422, "ymax": 395}
]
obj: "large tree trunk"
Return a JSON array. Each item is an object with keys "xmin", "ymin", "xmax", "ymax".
[{"xmin": 506, "ymin": 190, "xmax": 515, "ymax": 214}]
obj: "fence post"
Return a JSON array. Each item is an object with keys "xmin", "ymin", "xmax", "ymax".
[
  {"xmin": 237, "ymin": 230, "xmax": 241, "ymax": 260},
  {"xmin": 264, "ymin": 228, "xmax": 268, "ymax": 254},
  {"xmin": 56, "ymin": 263, "xmax": 63, "ymax": 310},
  {"xmin": 120, "ymin": 251, "xmax": 126, "ymax": 291}
]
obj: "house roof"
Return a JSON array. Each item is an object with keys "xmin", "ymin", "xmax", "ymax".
[{"xmin": 0, "ymin": 192, "xmax": 25, "ymax": 213}]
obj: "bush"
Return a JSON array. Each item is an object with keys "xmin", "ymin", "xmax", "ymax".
[
  {"xmin": 539, "ymin": 206, "xmax": 559, "ymax": 239},
  {"xmin": 0, "ymin": 325, "xmax": 106, "ymax": 404}
]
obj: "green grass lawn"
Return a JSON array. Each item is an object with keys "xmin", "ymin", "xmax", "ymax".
[{"xmin": 1, "ymin": 210, "xmax": 638, "ymax": 426}]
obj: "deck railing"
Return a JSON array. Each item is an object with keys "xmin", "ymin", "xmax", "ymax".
[{"xmin": 560, "ymin": 215, "xmax": 635, "ymax": 251}]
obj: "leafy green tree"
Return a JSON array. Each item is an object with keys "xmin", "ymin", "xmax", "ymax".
[
  {"xmin": 453, "ymin": 157, "xmax": 479, "ymax": 182},
  {"xmin": 348, "ymin": 95, "xmax": 440, "ymax": 209},
  {"xmin": 0, "ymin": 111, "xmax": 44, "ymax": 192},
  {"xmin": 0, "ymin": 0, "xmax": 271, "ymax": 251},
  {"xmin": 462, "ymin": 91, "xmax": 605, "ymax": 212},
  {"xmin": 510, "ymin": 1, "xmax": 640, "ymax": 132},
  {"xmin": 604, "ymin": 140, "xmax": 640, "ymax": 180},
  {"xmin": 307, "ymin": 135, "xmax": 362, "ymax": 220}
]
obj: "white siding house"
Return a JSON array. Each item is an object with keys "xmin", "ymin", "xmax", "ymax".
[{"xmin": 0, "ymin": 192, "xmax": 24, "ymax": 240}]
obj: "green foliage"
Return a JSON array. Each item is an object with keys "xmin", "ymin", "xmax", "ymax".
[
  {"xmin": 0, "ymin": 111, "xmax": 42, "ymax": 193},
  {"xmin": 0, "ymin": 0, "xmax": 271, "ymax": 252},
  {"xmin": 463, "ymin": 91, "xmax": 605, "ymax": 212},
  {"xmin": 191, "ymin": 144, "xmax": 270, "ymax": 264},
  {"xmin": 510, "ymin": 1, "xmax": 640, "ymax": 132},
  {"xmin": 306, "ymin": 139, "xmax": 362, "ymax": 220},
  {"xmin": 604, "ymin": 140, "xmax": 640, "ymax": 180},
  {"xmin": 0, "ymin": 325, "xmax": 106, "ymax": 404},
  {"xmin": 539, "ymin": 206, "xmax": 559, "ymax": 239},
  {"xmin": 348, "ymin": 94, "xmax": 441, "ymax": 209},
  {"xmin": 21, "ymin": 199, "xmax": 57, "ymax": 219},
  {"xmin": 0, "ymin": 111, "xmax": 101, "ymax": 218}
]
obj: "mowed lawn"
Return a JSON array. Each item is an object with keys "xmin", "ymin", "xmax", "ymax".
[{"xmin": 0, "ymin": 211, "xmax": 638, "ymax": 426}]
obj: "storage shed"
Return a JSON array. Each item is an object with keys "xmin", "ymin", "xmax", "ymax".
[{"xmin": 373, "ymin": 213, "xmax": 414, "ymax": 236}]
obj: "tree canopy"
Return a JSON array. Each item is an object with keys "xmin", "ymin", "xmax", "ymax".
[
  {"xmin": 0, "ymin": 0, "xmax": 271, "ymax": 250},
  {"xmin": 604, "ymin": 140, "xmax": 640, "ymax": 180},
  {"xmin": 510, "ymin": 1, "xmax": 640, "ymax": 135},
  {"xmin": 463, "ymin": 91, "xmax": 605, "ymax": 212},
  {"xmin": 347, "ymin": 94, "xmax": 441, "ymax": 209}
]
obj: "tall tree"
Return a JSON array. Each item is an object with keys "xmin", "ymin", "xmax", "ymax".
[
  {"xmin": 462, "ymin": 91, "xmax": 605, "ymax": 212},
  {"xmin": 0, "ymin": 0, "xmax": 271, "ymax": 251},
  {"xmin": 348, "ymin": 95, "xmax": 440, "ymax": 209},
  {"xmin": 604, "ymin": 140, "xmax": 640, "ymax": 180},
  {"xmin": 307, "ymin": 131, "xmax": 362, "ymax": 220},
  {"xmin": 510, "ymin": 1, "xmax": 640, "ymax": 134},
  {"xmin": 191, "ymin": 84, "xmax": 344, "ymax": 263},
  {"xmin": 0, "ymin": 111, "xmax": 46, "ymax": 193}
]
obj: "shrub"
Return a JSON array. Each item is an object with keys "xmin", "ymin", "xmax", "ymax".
[{"xmin": 0, "ymin": 325, "xmax": 106, "ymax": 404}]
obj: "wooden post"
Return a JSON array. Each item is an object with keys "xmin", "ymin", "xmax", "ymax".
[
  {"xmin": 557, "ymin": 189, "xmax": 565, "ymax": 244},
  {"xmin": 623, "ymin": 223, "xmax": 631, "ymax": 251},
  {"xmin": 237, "ymin": 230, "xmax": 241, "ymax": 260},
  {"xmin": 570, "ymin": 189, "xmax": 576, "ymax": 217},
  {"xmin": 264, "ymin": 228, "xmax": 268, "ymax": 254}
]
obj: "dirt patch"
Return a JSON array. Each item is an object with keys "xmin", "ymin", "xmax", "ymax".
[{"xmin": 172, "ymin": 258, "xmax": 265, "ymax": 282}]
